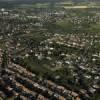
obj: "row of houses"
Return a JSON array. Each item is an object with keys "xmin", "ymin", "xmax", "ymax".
[{"xmin": 0, "ymin": 50, "xmax": 81, "ymax": 100}]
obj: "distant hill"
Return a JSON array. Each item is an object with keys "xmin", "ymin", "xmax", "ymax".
[
  {"xmin": 0, "ymin": 0, "xmax": 65, "ymax": 8},
  {"xmin": 0, "ymin": 0, "xmax": 99, "ymax": 8},
  {"xmin": 0, "ymin": 0, "xmax": 99, "ymax": 4},
  {"xmin": 0, "ymin": 0, "xmax": 64, "ymax": 3},
  {"xmin": 0, "ymin": 0, "xmax": 64, "ymax": 5}
]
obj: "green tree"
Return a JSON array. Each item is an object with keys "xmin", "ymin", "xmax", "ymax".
[{"xmin": 1, "ymin": 50, "xmax": 9, "ymax": 68}]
